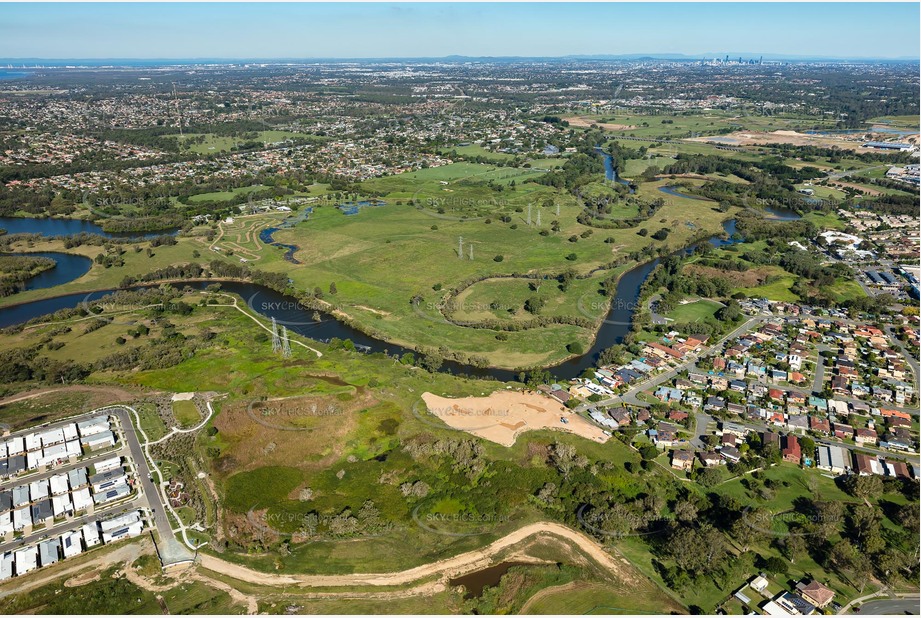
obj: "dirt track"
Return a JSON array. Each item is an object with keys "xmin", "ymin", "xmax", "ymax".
[
  {"xmin": 0, "ymin": 384, "xmax": 142, "ymax": 408},
  {"xmin": 199, "ymin": 521, "xmax": 628, "ymax": 590}
]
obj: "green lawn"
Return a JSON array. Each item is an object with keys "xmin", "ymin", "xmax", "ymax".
[
  {"xmin": 172, "ymin": 399, "xmax": 201, "ymax": 427},
  {"xmin": 664, "ymin": 299, "xmax": 723, "ymax": 323},
  {"xmin": 737, "ymin": 276, "xmax": 800, "ymax": 302}
]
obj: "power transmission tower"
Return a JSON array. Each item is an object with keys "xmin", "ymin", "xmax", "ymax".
[
  {"xmin": 281, "ymin": 326, "xmax": 291, "ymax": 358},
  {"xmin": 536, "ymin": 209, "xmax": 541, "ymax": 227},
  {"xmin": 271, "ymin": 317, "xmax": 281, "ymax": 353},
  {"xmin": 527, "ymin": 204, "xmax": 532, "ymax": 226},
  {"xmin": 468, "ymin": 244, "xmax": 473, "ymax": 260},
  {"xmin": 556, "ymin": 202, "xmax": 560, "ymax": 217},
  {"xmin": 458, "ymin": 236, "xmax": 463, "ymax": 259}
]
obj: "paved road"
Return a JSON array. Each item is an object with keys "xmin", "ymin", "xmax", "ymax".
[
  {"xmin": 690, "ymin": 411, "xmax": 714, "ymax": 449},
  {"xmin": 0, "ymin": 444, "xmax": 126, "ymax": 493},
  {"xmin": 579, "ymin": 316, "xmax": 766, "ymax": 411},
  {"xmin": 849, "ymin": 598, "xmax": 921, "ymax": 615},
  {"xmin": 0, "ymin": 499, "xmax": 144, "ymax": 554},
  {"xmin": 107, "ymin": 406, "xmax": 193, "ymax": 565},
  {"xmin": 813, "ymin": 344, "xmax": 829, "ymax": 394},
  {"xmin": 885, "ymin": 325, "xmax": 919, "ymax": 390}
]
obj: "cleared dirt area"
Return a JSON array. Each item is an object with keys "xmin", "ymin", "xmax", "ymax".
[
  {"xmin": 420, "ymin": 390, "xmax": 608, "ymax": 447},
  {"xmin": 687, "ymin": 130, "xmax": 875, "ymax": 152},
  {"xmin": 564, "ymin": 116, "xmax": 637, "ymax": 131}
]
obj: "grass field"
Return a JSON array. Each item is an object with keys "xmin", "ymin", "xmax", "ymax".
[
  {"xmin": 737, "ymin": 276, "xmax": 800, "ymax": 302},
  {"xmin": 172, "ymin": 130, "xmax": 316, "ymax": 155},
  {"xmin": 664, "ymin": 298, "xmax": 723, "ymax": 323},
  {"xmin": 172, "ymin": 399, "xmax": 201, "ymax": 427}
]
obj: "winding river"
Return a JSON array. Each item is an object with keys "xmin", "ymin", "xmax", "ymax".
[
  {"xmin": 0, "ymin": 178, "xmax": 800, "ymax": 381},
  {"xmin": 0, "ymin": 216, "xmax": 177, "ymax": 240}
]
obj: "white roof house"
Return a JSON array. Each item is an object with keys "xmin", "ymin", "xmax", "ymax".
[
  {"xmin": 51, "ymin": 493, "xmax": 73, "ymax": 517},
  {"xmin": 100, "ymin": 510, "xmax": 141, "ymax": 533},
  {"xmin": 39, "ymin": 443, "xmax": 68, "ymax": 466},
  {"xmin": 82, "ymin": 522, "xmax": 101, "ymax": 548},
  {"xmin": 0, "ymin": 511, "xmax": 13, "ymax": 536},
  {"xmin": 77, "ymin": 416, "xmax": 110, "ymax": 438},
  {"xmin": 102, "ymin": 519, "xmax": 144, "ymax": 544},
  {"xmin": 12, "ymin": 506, "xmax": 31, "ymax": 531},
  {"xmin": 71, "ymin": 487, "xmax": 93, "ymax": 512},
  {"xmin": 61, "ymin": 530, "xmax": 84, "ymax": 558},
  {"xmin": 93, "ymin": 456, "xmax": 122, "ymax": 474},
  {"xmin": 6, "ymin": 436, "xmax": 24, "ymax": 455},
  {"xmin": 82, "ymin": 431, "xmax": 116, "ymax": 450},
  {"xmin": 0, "ymin": 552, "xmax": 13, "ymax": 581},
  {"xmin": 24, "ymin": 433, "xmax": 41, "ymax": 452},
  {"xmin": 62, "ymin": 423, "xmax": 79, "ymax": 442},
  {"xmin": 26, "ymin": 450, "xmax": 41, "ymax": 470},
  {"xmin": 64, "ymin": 440, "xmax": 82, "ymax": 458},
  {"xmin": 817, "ymin": 445, "xmax": 850, "ymax": 474},
  {"xmin": 39, "ymin": 428, "xmax": 65, "ymax": 448},
  {"xmin": 29, "ymin": 478, "xmax": 50, "ymax": 501},
  {"xmin": 13, "ymin": 546, "xmax": 37, "ymax": 574},
  {"xmin": 49, "ymin": 473, "xmax": 69, "ymax": 496}
]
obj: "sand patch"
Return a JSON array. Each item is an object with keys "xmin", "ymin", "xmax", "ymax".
[
  {"xmin": 420, "ymin": 390, "xmax": 608, "ymax": 447},
  {"xmin": 686, "ymin": 130, "xmax": 878, "ymax": 152},
  {"xmin": 565, "ymin": 116, "xmax": 637, "ymax": 131}
]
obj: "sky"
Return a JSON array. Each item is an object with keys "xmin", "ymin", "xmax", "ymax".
[{"xmin": 0, "ymin": 2, "xmax": 918, "ymax": 61}]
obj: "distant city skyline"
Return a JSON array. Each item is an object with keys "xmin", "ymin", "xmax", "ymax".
[{"xmin": 0, "ymin": 2, "xmax": 918, "ymax": 61}]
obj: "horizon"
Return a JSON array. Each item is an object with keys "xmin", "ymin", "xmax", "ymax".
[{"xmin": 0, "ymin": 2, "xmax": 918, "ymax": 61}]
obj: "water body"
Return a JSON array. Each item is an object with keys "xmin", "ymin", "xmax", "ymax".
[
  {"xmin": 2, "ymin": 252, "xmax": 92, "ymax": 293},
  {"xmin": 449, "ymin": 562, "xmax": 533, "ymax": 598},
  {"xmin": 0, "ymin": 71, "xmax": 30, "ymax": 81},
  {"xmin": 594, "ymin": 147, "xmax": 635, "ymax": 192},
  {"xmin": 258, "ymin": 227, "xmax": 301, "ymax": 264},
  {"xmin": 0, "ymin": 185, "xmax": 800, "ymax": 381},
  {"xmin": 0, "ymin": 216, "xmax": 177, "ymax": 240}
]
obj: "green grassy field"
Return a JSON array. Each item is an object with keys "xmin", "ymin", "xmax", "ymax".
[
  {"xmin": 664, "ymin": 299, "xmax": 723, "ymax": 323},
  {"xmin": 172, "ymin": 130, "xmax": 315, "ymax": 155},
  {"xmin": 172, "ymin": 398, "xmax": 201, "ymax": 427}
]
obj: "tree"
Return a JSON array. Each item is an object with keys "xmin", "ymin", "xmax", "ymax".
[
  {"xmin": 842, "ymin": 474, "xmax": 883, "ymax": 500},
  {"xmin": 524, "ymin": 296, "xmax": 545, "ymax": 314},
  {"xmin": 780, "ymin": 533, "xmax": 807, "ymax": 563},
  {"xmin": 697, "ymin": 467, "xmax": 722, "ymax": 488},
  {"xmin": 763, "ymin": 555, "xmax": 789, "ymax": 575},
  {"xmin": 549, "ymin": 442, "xmax": 588, "ymax": 481}
]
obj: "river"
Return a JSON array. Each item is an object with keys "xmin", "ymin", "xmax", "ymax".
[
  {"xmin": 1, "ymin": 251, "xmax": 93, "ymax": 294},
  {"xmin": 0, "ymin": 216, "xmax": 178, "ymax": 240},
  {"xmin": 0, "ymin": 176, "xmax": 800, "ymax": 381}
]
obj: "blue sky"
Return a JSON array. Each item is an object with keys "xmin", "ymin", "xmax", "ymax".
[{"xmin": 0, "ymin": 3, "xmax": 918, "ymax": 60}]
